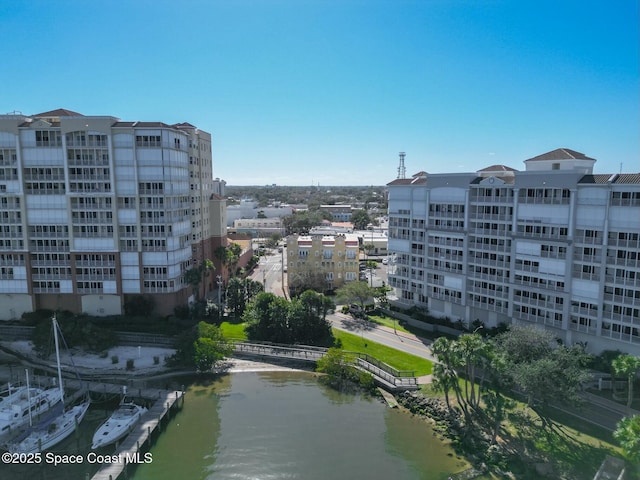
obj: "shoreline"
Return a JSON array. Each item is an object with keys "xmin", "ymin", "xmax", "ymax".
[{"xmin": 0, "ymin": 341, "xmax": 312, "ymax": 385}]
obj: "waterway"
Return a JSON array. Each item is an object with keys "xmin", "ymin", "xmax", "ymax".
[
  {"xmin": 132, "ymin": 371, "xmax": 469, "ymax": 480},
  {"xmin": 1, "ymin": 369, "xmax": 473, "ymax": 480}
]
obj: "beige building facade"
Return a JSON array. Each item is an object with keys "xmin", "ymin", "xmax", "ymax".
[
  {"xmin": 0, "ymin": 109, "xmax": 224, "ymax": 318},
  {"xmin": 287, "ymin": 233, "xmax": 359, "ymax": 294}
]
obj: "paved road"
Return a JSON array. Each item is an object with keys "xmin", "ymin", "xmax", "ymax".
[
  {"xmin": 250, "ymin": 250, "xmax": 286, "ymax": 297},
  {"xmin": 328, "ymin": 312, "xmax": 437, "ymax": 362}
]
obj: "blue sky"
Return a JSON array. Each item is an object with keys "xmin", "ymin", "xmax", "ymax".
[{"xmin": 1, "ymin": 0, "xmax": 638, "ymax": 185}]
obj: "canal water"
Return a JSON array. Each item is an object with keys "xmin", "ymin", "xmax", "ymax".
[
  {"xmin": 1, "ymin": 370, "xmax": 471, "ymax": 480},
  {"xmin": 132, "ymin": 371, "xmax": 469, "ymax": 480}
]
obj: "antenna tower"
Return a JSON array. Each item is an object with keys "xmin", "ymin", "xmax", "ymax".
[{"xmin": 397, "ymin": 152, "xmax": 406, "ymax": 179}]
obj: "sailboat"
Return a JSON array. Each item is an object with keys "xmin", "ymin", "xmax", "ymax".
[
  {"xmin": 0, "ymin": 377, "xmax": 63, "ymax": 443},
  {"xmin": 91, "ymin": 394, "xmax": 147, "ymax": 449},
  {"xmin": 6, "ymin": 316, "xmax": 90, "ymax": 453}
]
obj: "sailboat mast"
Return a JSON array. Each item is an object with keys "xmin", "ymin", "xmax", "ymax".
[
  {"xmin": 52, "ymin": 316, "xmax": 64, "ymax": 402},
  {"xmin": 26, "ymin": 369, "xmax": 32, "ymax": 427}
]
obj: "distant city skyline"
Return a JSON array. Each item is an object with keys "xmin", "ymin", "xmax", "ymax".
[{"xmin": 2, "ymin": 0, "xmax": 638, "ymax": 185}]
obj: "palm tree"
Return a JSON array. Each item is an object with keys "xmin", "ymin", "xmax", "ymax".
[
  {"xmin": 432, "ymin": 363, "xmax": 456, "ymax": 410},
  {"xmin": 183, "ymin": 260, "xmax": 215, "ymax": 302},
  {"xmin": 200, "ymin": 259, "xmax": 215, "ymax": 300},
  {"xmin": 613, "ymin": 354, "xmax": 640, "ymax": 409},
  {"xmin": 454, "ymin": 333, "xmax": 488, "ymax": 410},
  {"xmin": 431, "ymin": 336, "xmax": 468, "ymax": 419}
]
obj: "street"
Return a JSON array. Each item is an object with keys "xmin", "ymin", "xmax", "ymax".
[{"xmin": 328, "ymin": 312, "xmax": 436, "ymax": 362}]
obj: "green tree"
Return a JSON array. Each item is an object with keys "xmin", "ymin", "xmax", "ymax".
[
  {"xmin": 496, "ymin": 326, "xmax": 591, "ymax": 413},
  {"xmin": 288, "ymin": 290, "xmax": 335, "ymax": 346},
  {"xmin": 227, "ymin": 243, "xmax": 242, "ymax": 275},
  {"xmin": 432, "ymin": 362, "xmax": 456, "ymax": 410},
  {"xmin": 316, "ymin": 348, "xmax": 374, "ymax": 391},
  {"xmin": 183, "ymin": 259, "xmax": 215, "ymax": 302},
  {"xmin": 170, "ymin": 321, "xmax": 232, "ymax": 371},
  {"xmin": 288, "ymin": 271, "xmax": 328, "ymax": 296},
  {"xmin": 226, "ymin": 277, "xmax": 264, "ymax": 318},
  {"xmin": 373, "ymin": 285, "xmax": 392, "ymax": 309},
  {"xmin": 335, "ymin": 281, "xmax": 375, "ymax": 312},
  {"xmin": 351, "ymin": 209, "xmax": 371, "ymax": 230},
  {"xmin": 282, "ymin": 211, "xmax": 325, "ymax": 235},
  {"xmin": 612, "ymin": 354, "xmax": 640, "ymax": 409},
  {"xmin": 614, "ymin": 415, "xmax": 640, "ymax": 464},
  {"xmin": 244, "ymin": 292, "xmax": 292, "ymax": 343},
  {"xmin": 454, "ymin": 333, "xmax": 491, "ymax": 410},
  {"xmin": 431, "ymin": 336, "xmax": 469, "ymax": 419}
]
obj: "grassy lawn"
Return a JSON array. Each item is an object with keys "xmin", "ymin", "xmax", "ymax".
[
  {"xmin": 366, "ymin": 314, "xmax": 412, "ymax": 334},
  {"xmin": 219, "ymin": 320, "xmax": 432, "ymax": 377},
  {"xmin": 501, "ymin": 403, "xmax": 623, "ymax": 479},
  {"xmin": 422, "ymin": 376, "xmax": 626, "ymax": 479},
  {"xmin": 333, "ymin": 329, "xmax": 432, "ymax": 376},
  {"xmin": 220, "ymin": 321, "xmax": 248, "ymax": 341},
  {"xmin": 366, "ymin": 312, "xmax": 455, "ymax": 342}
]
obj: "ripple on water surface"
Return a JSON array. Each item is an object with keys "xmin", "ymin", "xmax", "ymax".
[{"xmin": 131, "ymin": 371, "xmax": 469, "ymax": 480}]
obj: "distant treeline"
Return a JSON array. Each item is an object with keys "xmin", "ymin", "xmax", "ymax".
[{"xmin": 225, "ymin": 185, "xmax": 387, "ymax": 209}]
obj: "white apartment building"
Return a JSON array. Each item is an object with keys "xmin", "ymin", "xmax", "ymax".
[
  {"xmin": 0, "ymin": 109, "xmax": 221, "ymax": 318},
  {"xmin": 387, "ymin": 148, "xmax": 640, "ymax": 355}
]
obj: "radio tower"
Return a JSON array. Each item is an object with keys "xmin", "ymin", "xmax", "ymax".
[{"xmin": 397, "ymin": 152, "xmax": 406, "ymax": 179}]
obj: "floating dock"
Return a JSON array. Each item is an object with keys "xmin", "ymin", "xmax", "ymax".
[{"xmin": 89, "ymin": 387, "xmax": 184, "ymax": 480}]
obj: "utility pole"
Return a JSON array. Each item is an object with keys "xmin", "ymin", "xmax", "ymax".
[{"xmin": 216, "ymin": 275, "xmax": 222, "ymax": 321}]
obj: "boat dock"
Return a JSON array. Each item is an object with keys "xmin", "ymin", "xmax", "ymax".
[{"xmin": 89, "ymin": 388, "xmax": 184, "ymax": 480}]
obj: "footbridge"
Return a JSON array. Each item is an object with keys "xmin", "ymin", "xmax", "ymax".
[{"xmin": 233, "ymin": 342, "xmax": 418, "ymax": 391}]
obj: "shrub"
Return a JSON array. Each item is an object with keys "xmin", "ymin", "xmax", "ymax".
[
  {"xmin": 153, "ymin": 355, "xmax": 160, "ymax": 365},
  {"xmin": 99, "ymin": 351, "xmax": 109, "ymax": 359},
  {"xmin": 126, "ymin": 359, "xmax": 135, "ymax": 370},
  {"xmin": 111, "ymin": 355, "xmax": 119, "ymax": 364}
]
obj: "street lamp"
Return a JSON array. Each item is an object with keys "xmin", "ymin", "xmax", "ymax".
[{"xmin": 216, "ymin": 275, "xmax": 222, "ymax": 321}]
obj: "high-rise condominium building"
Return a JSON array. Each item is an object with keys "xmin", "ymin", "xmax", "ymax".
[
  {"xmin": 387, "ymin": 149, "xmax": 640, "ymax": 355},
  {"xmin": 0, "ymin": 109, "xmax": 224, "ymax": 318}
]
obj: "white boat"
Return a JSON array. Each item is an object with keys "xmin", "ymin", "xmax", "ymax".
[
  {"xmin": 91, "ymin": 400, "xmax": 147, "ymax": 449},
  {"xmin": 6, "ymin": 316, "xmax": 90, "ymax": 453},
  {"xmin": 8, "ymin": 401, "xmax": 90, "ymax": 453},
  {"xmin": 0, "ymin": 383, "xmax": 63, "ymax": 442}
]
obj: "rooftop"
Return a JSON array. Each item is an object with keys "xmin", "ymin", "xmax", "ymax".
[{"xmin": 524, "ymin": 148, "xmax": 596, "ymax": 162}]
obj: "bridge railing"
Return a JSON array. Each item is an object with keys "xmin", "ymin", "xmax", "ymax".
[
  {"xmin": 233, "ymin": 342, "xmax": 327, "ymax": 361},
  {"xmin": 349, "ymin": 352, "xmax": 415, "ymax": 378},
  {"xmin": 355, "ymin": 358, "xmax": 418, "ymax": 387},
  {"xmin": 233, "ymin": 341, "xmax": 418, "ymax": 387}
]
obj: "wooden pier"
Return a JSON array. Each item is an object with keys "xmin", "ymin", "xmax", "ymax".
[{"xmin": 90, "ymin": 388, "xmax": 184, "ymax": 480}]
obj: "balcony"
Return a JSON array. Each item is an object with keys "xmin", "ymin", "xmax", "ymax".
[
  {"xmin": 571, "ymin": 305, "xmax": 599, "ymax": 316},
  {"xmin": 605, "ymin": 275, "xmax": 640, "ymax": 288},
  {"xmin": 603, "ymin": 293, "xmax": 640, "ymax": 306},
  {"xmin": 31, "ymin": 273, "xmax": 72, "ymax": 281},
  {"xmin": 469, "ymin": 195, "xmax": 512, "ymax": 203}
]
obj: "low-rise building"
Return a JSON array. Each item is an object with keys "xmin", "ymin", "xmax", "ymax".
[
  {"xmin": 286, "ymin": 233, "xmax": 359, "ymax": 294},
  {"xmin": 319, "ymin": 204, "xmax": 352, "ymax": 222}
]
